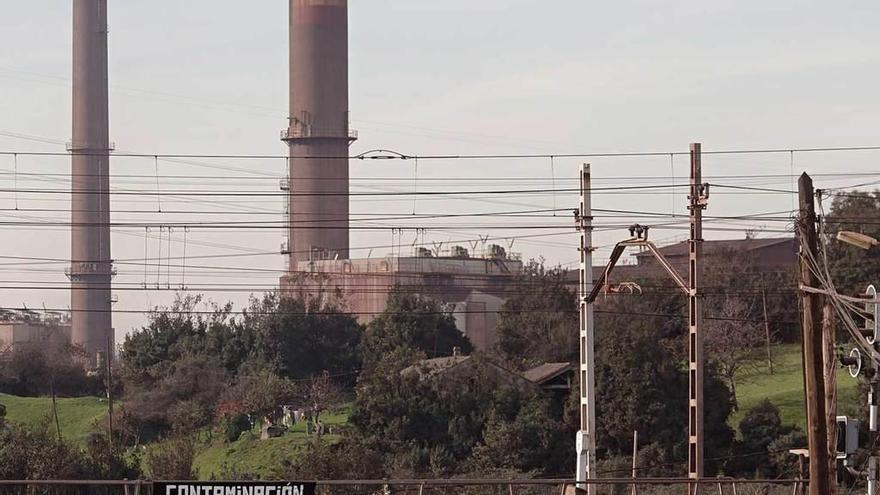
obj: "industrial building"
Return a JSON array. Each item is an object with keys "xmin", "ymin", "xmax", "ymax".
[
  {"xmin": 277, "ymin": 0, "xmax": 523, "ymax": 350},
  {"xmin": 282, "ymin": 246, "xmax": 522, "ymax": 350},
  {"xmin": 0, "ymin": 310, "xmax": 72, "ymax": 358}
]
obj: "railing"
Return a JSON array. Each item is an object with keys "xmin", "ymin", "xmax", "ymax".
[
  {"xmin": 0, "ymin": 478, "xmax": 806, "ymax": 495},
  {"xmin": 280, "ymin": 127, "xmax": 358, "ymax": 141}
]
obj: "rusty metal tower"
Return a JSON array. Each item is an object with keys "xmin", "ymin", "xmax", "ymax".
[
  {"xmin": 282, "ymin": 0, "xmax": 356, "ymax": 270},
  {"xmin": 68, "ymin": 0, "xmax": 114, "ymax": 361}
]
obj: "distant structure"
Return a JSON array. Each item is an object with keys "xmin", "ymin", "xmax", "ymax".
[
  {"xmin": 633, "ymin": 237, "xmax": 796, "ymax": 274},
  {"xmin": 277, "ymin": 1, "xmax": 522, "ymax": 349},
  {"xmin": 281, "ymin": 0, "xmax": 356, "ymax": 268},
  {"xmin": 284, "ymin": 245, "xmax": 522, "ymax": 350},
  {"xmin": 573, "ymin": 236, "xmax": 797, "ymax": 283},
  {"xmin": 0, "ymin": 310, "xmax": 72, "ymax": 357},
  {"xmin": 67, "ymin": 0, "xmax": 114, "ymax": 361}
]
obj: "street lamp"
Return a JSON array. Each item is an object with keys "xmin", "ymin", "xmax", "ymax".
[{"xmin": 837, "ymin": 231, "xmax": 879, "ymax": 250}]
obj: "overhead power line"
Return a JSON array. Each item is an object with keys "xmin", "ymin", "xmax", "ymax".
[{"xmin": 3, "ymin": 144, "xmax": 880, "ymax": 160}]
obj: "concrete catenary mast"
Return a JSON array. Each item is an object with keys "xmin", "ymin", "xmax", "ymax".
[
  {"xmin": 68, "ymin": 0, "xmax": 114, "ymax": 361},
  {"xmin": 282, "ymin": 0, "xmax": 356, "ymax": 269}
]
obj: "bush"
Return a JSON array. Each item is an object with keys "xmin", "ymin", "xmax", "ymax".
[
  {"xmin": 220, "ymin": 413, "xmax": 252, "ymax": 443},
  {"xmin": 725, "ymin": 399, "xmax": 801, "ymax": 477},
  {"xmin": 146, "ymin": 437, "xmax": 198, "ymax": 481}
]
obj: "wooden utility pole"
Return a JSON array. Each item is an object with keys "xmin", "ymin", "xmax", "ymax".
[
  {"xmin": 576, "ymin": 163, "xmax": 596, "ymax": 494},
  {"xmin": 687, "ymin": 143, "xmax": 705, "ymax": 481},
  {"xmin": 822, "ymin": 301, "xmax": 837, "ymax": 494},
  {"xmin": 798, "ymin": 172, "xmax": 831, "ymax": 495},
  {"xmin": 761, "ymin": 282, "xmax": 774, "ymax": 374}
]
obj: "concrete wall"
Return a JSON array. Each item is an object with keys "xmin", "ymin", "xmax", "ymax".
[
  {"xmin": 281, "ymin": 256, "xmax": 522, "ymax": 350},
  {"xmin": 0, "ymin": 323, "xmax": 72, "ymax": 354}
]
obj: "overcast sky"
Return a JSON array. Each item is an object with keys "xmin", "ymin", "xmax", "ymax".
[{"xmin": 1, "ymin": 1, "xmax": 878, "ymax": 337}]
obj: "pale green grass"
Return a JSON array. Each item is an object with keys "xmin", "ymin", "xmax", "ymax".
[
  {"xmin": 0, "ymin": 392, "xmax": 107, "ymax": 444},
  {"xmin": 732, "ymin": 343, "xmax": 859, "ymax": 430},
  {"xmin": 193, "ymin": 406, "xmax": 350, "ymax": 479}
]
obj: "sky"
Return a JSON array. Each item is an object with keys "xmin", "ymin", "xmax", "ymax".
[{"xmin": 0, "ymin": 0, "xmax": 879, "ymax": 338}]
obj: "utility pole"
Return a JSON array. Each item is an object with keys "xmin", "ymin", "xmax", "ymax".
[
  {"xmin": 761, "ymin": 278, "xmax": 774, "ymax": 374},
  {"xmin": 107, "ymin": 333, "xmax": 113, "ymax": 446},
  {"xmin": 576, "ymin": 163, "xmax": 597, "ymax": 494},
  {"xmin": 797, "ymin": 172, "xmax": 831, "ymax": 495},
  {"xmin": 687, "ymin": 143, "xmax": 705, "ymax": 481},
  {"xmin": 822, "ymin": 301, "xmax": 837, "ymax": 494},
  {"xmin": 865, "ymin": 285, "xmax": 878, "ymax": 495},
  {"xmin": 584, "ymin": 143, "xmax": 708, "ymax": 489}
]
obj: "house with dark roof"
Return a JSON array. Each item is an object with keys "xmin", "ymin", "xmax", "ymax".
[
  {"xmin": 522, "ymin": 362, "xmax": 574, "ymax": 390},
  {"xmin": 633, "ymin": 237, "xmax": 796, "ymax": 273},
  {"xmin": 402, "ymin": 353, "xmax": 575, "ymax": 398}
]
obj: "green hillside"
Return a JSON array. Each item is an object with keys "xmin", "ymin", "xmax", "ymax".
[
  {"xmin": 193, "ymin": 406, "xmax": 349, "ymax": 479},
  {"xmin": 732, "ymin": 343, "xmax": 860, "ymax": 430},
  {"xmin": 0, "ymin": 392, "xmax": 108, "ymax": 444}
]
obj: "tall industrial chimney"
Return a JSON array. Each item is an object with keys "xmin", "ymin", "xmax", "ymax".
[
  {"xmin": 282, "ymin": 0, "xmax": 355, "ymax": 269},
  {"xmin": 68, "ymin": 0, "xmax": 113, "ymax": 361}
]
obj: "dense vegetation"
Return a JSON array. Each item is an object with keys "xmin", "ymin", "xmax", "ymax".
[{"xmin": 2, "ymin": 192, "xmax": 877, "ymax": 481}]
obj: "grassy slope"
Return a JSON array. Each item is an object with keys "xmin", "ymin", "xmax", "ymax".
[
  {"xmin": 0, "ymin": 392, "xmax": 107, "ymax": 444},
  {"xmin": 193, "ymin": 406, "xmax": 349, "ymax": 480},
  {"xmin": 732, "ymin": 343, "xmax": 859, "ymax": 430}
]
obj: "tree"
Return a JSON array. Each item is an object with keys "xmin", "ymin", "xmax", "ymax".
[
  {"xmin": 240, "ymin": 292, "xmax": 362, "ymax": 380},
  {"xmin": 593, "ymin": 297, "xmax": 735, "ymax": 475},
  {"xmin": 0, "ymin": 343, "xmax": 100, "ymax": 397},
  {"xmin": 468, "ymin": 390, "xmax": 570, "ymax": 475},
  {"xmin": 118, "ymin": 291, "xmax": 361, "ymax": 443},
  {"xmin": 363, "ymin": 288, "xmax": 471, "ymax": 371},
  {"xmin": 705, "ymin": 297, "xmax": 765, "ymax": 408},
  {"xmin": 0, "ymin": 420, "xmax": 85, "ymax": 480},
  {"xmin": 119, "ymin": 354, "xmax": 230, "ymax": 442},
  {"xmin": 725, "ymin": 399, "xmax": 802, "ymax": 477},
  {"xmin": 494, "ymin": 260, "xmax": 578, "ymax": 367},
  {"xmin": 146, "ymin": 437, "xmax": 198, "ymax": 480},
  {"xmin": 351, "ymin": 342, "xmax": 572, "ymax": 477},
  {"xmin": 297, "ymin": 371, "xmax": 343, "ymax": 433},
  {"xmin": 824, "ymin": 190, "xmax": 880, "ymax": 294}
]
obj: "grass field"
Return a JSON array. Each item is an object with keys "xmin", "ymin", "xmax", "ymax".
[
  {"xmin": 731, "ymin": 343, "xmax": 859, "ymax": 430},
  {"xmin": 193, "ymin": 405, "xmax": 350, "ymax": 479},
  {"xmin": 0, "ymin": 392, "xmax": 107, "ymax": 444}
]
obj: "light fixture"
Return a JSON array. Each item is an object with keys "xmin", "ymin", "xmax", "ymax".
[{"xmin": 836, "ymin": 230, "xmax": 879, "ymax": 250}]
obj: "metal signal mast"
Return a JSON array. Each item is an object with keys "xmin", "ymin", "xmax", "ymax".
[
  {"xmin": 576, "ymin": 164, "xmax": 597, "ymax": 493},
  {"xmin": 579, "ymin": 143, "xmax": 709, "ymax": 486}
]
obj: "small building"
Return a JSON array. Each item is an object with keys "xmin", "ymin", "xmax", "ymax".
[
  {"xmin": 402, "ymin": 352, "xmax": 575, "ymax": 400},
  {"xmin": 522, "ymin": 362, "xmax": 575, "ymax": 391}
]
